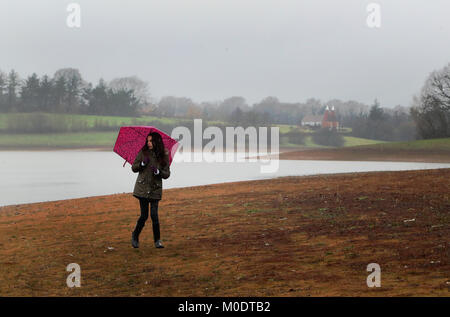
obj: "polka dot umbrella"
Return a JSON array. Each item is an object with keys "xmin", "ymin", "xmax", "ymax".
[{"xmin": 113, "ymin": 126, "xmax": 179, "ymax": 167}]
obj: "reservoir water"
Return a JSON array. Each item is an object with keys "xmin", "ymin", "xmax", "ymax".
[{"xmin": 1, "ymin": 151, "xmax": 449, "ymax": 207}]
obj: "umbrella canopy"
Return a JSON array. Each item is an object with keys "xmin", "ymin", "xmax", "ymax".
[{"xmin": 113, "ymin": 126, "xmax": 179, "ymax": 167}]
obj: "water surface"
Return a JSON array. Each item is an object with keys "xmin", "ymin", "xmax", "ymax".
[{"xmin": 1, "ymin": 151, "xmax": 449, "ymax": 207}]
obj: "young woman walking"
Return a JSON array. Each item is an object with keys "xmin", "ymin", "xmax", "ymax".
[{"xmin": 131, "ymin": 132, "xmax": 171, "ymax": 249}]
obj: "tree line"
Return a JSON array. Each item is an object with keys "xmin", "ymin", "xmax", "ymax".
[
  {"xmin": 2, "ymin": 64, "xmax": 449, "ymax": 141},
  {"xmin": 0, "ymin": 68, "xmax": 147, "ymax": 116}
]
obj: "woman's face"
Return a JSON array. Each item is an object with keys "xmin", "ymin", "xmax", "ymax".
[{"xmin": 147, "ymin": 135, "xmax": 153, "ymax": 150}]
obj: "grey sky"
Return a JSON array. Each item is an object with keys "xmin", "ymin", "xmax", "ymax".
[{"xmin": 1, "ymin": 0, "xmax": 450, "ymax": 108}]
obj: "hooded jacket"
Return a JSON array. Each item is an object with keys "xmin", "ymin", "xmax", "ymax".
[{"xmin": 132, "ymin": 148, "xmax": 170, "ymax": 200}]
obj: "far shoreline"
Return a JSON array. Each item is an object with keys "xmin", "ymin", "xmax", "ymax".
[
  {"xmin": 0, "ymin": 145, "xmax": 113, "ymax": 151},
  {"xmin": 0, "ymin": 145, "xmax": 300, "ymax": 153},
  {"xmin": 1, "ymin": 145, "xmax": 450, "ymax": 163}
]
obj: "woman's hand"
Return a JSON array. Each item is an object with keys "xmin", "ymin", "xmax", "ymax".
[
  {"xmin": 141, "ymin": 156, "xmax": 150, "ymax": 166},
  {"xmin": 150, "ymin": 165, "xmax": 160, "ymax": 175}
]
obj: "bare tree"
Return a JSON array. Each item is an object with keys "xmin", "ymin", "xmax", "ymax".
[
  {"xmin": 109, "ymin": 76, "xmax": 150, "ymax": 107},
  {"xmin": 411, "ymin": 62, "xmax": 450, "ymax": 138},
  {"xmin": 54, "ymin": 68, "xmax": 86, "ymax": 113},
  {"xmin": 421, "ymin": 63, "xmax": 450, "ymax": 111}
]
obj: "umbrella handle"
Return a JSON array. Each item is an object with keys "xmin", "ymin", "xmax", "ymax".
[{"xmin": 123, "ymin": 160, "xmax": 127, "ymax": 167}]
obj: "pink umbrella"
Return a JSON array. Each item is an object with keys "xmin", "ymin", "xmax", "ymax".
[{"xmin": 113, "ymin": 126, "xmax": 179, "ymax": 167}]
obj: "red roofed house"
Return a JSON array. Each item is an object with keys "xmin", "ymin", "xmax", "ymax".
[
  {"xmin": 301, "ymin": 106, "xmax": 339, "ymax": 129},
  {"xmin": 322, "ymin": 106, "xmax": 339, "ymax": 129}
]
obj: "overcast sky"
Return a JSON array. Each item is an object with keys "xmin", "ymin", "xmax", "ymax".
[{"xmin": 1, "ymin": 0, "xmax": 450, "ymax": 108}]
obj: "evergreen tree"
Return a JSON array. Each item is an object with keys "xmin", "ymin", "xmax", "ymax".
[
  {"xmin": 0, "ymin": 71, "xmax": 7, "ymax": 112},
  {"xmin": 20, "ymin": 73, "xmax": 40, "ymax": 112},
  {"xmin": 7, "ymin": 70, "xmax": 21, "ymax": 112},
  {"xmin": 51, "ymin": 76, "xmax": 67, "ymax": 112},
  {"xmin": 38, "ymin": 75, "xmax": 53, "ymax": 112}
]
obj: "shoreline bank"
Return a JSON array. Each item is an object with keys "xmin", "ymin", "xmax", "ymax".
[
  {"xmin": 2, "ymin": 145, "xmax": 450, "ymax": 163},
  {"xmin": 248, "ymin": 147, "xmax": 450, "ymax": 163}
]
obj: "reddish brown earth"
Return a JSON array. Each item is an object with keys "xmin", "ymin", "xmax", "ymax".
[
  {"xmin": 0, "ymin": 169, "xmax": 449, "ymax": 296},
  {"xmin": 249, "ymin": 147, "xmax": 450, "ymax": 163}
]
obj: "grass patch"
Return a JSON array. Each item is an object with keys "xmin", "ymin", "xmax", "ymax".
[
  {"xmin": 0, "ymin": 131, "xmax": 117, "ymax": 148},
  {"xmin": 303, "ymin": 136, "xmax": 333, "ymax": 148},
  {"xmin": 342, "ymin": 136, "xmax": 386, "ymax": 147},
  {"xmin": 0, "ymin": 113, "xmax": 183, "ymax": 131},
  {"xmin": 351, "ymin": 137, "xmax": 450, "ymax": 151}
]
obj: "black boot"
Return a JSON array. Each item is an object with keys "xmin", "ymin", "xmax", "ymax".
[
  {"xmin": 131, "ymin": 222, "xmax": 143, "ymax": 248},
  {"xmin": 131, "ymin": 230, "xmax": 139, "ymax": 248}
]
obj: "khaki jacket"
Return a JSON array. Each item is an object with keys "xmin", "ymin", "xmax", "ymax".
[{"xmin": 132, "ymin": 149, "xmax": 170, "ymax": 200}]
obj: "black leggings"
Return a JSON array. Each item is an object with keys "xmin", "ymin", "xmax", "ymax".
[{"xmin": 134, "ymin": 197, "xmax": 160, "ymax": 242}]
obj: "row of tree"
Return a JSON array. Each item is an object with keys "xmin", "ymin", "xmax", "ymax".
[
  {"xmin": 0, "ymin": 67, "xmax": 377, "ymax": 126},
  {"xmin": 350, "ymin": 100, "xmax": 416, "ymax": 141},
  {"xmin": 3, "ymin": 63, "xmax": 450, "ymax": 141},
  {"xmin": 151, "ymin": 95, "xmax": 418, "ymax": 142},
  {"xmin": 0, "ymin": 68, "xmax": 148, "ymax": 116},
  {"xmin": 151, "ymin": 95, "xmax": 373, "ymax": 126}
]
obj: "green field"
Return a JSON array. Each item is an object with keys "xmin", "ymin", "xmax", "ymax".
[
  {"xmin": 277, "ymin": 124, "xmax": 352, "ymax": 134},
  {"xmin": 1, "ymin": 112, "xmax": 448, "ymax": 151},
  {"xmin": 352, "ymin": 137, "xmax": 450, "ymax": 151},
  {"xmin": 0, "ymin": 132, "xmax": 390, "ymax": 149},
  {"xmin": 342, "ymin": 136, "xmax": 386, "ymax": 147},
  {"xmin": 0, "ymin": 113, "xmax": 185, "ymax": 131},
  {"xmin": 0, "ymin": 131, "xmax": 117, "ymax": 148},
  {"xmin": 277, "ymin": 135, "xmax": 385, "ymax": 149}
]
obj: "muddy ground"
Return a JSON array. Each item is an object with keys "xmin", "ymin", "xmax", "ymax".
[
  {"xmin": 0, "ymin": 168, "xmax": 449, "ymax": 296},
  {"xmin": 255, "ymin": 147, "xmax": 450, "ymax": 163}
]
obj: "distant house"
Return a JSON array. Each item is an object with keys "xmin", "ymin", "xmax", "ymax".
[
  {"xmin": 301, "ymin": 106, "xmax": 339, "ymax": 129},
  {"xmin": 301, "ymin": 115, "xmax": 323, "ymax": 127},
  {"xmin": 322, "ymin": 106, "xmax": 339, "ymax": 129}
]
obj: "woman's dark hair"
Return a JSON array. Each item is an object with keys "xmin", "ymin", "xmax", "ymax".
[{"xmin": 142, "ymin": 132, "xmax": 169, "ymax": 167}]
